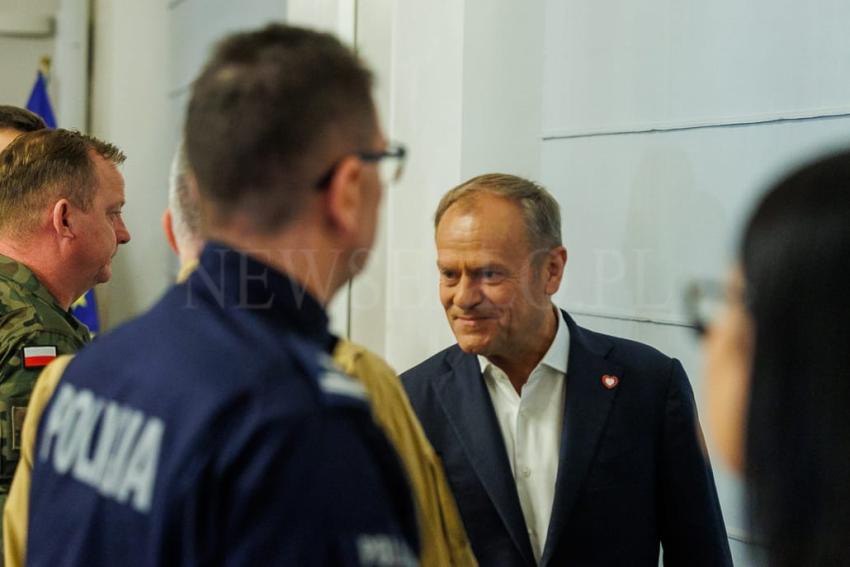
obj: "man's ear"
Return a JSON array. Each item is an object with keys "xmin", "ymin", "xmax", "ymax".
[
  {"xmin": 162, "ymin": 208, "xmax": 179, "ymax": 256},
  {"xmin": 324, "ymin": 156, "xmax": 363, "ymax": 237},
  {"xmin": 543, "ymin": 245, "xmax": 568, "ymax": 295},
  {"xmin": 51, "ymin": 199, "xmax": 74, "ymax": 239}
]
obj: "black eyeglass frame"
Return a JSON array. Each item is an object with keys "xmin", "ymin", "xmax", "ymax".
[
  {"xmin": 315, "ymin": 143, "xmax": 407, "ymax": 190},
  {"xmin": 683, "ymin": 278, "xmax": 754, "ymax": 336}
]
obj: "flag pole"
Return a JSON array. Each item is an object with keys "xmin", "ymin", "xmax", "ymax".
[{"xmin": 39, "ymin": 55, "xmax": 51, "ymax": 79}]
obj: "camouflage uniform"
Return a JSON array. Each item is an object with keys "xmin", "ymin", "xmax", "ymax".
[{"xmin": 0, "ymin": 255, "xmax": 89, "ymax": 506}]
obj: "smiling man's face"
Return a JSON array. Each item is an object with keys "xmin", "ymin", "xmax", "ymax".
[{"xmin": 436, "ymin": 193, "xmax": 555, "ymax": 359}]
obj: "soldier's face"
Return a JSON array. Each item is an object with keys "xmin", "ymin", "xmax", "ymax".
[{"xmin": 74, "ymin": 154, "xmax": 131, "ymax": 286}]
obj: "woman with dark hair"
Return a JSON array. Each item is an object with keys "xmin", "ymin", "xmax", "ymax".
[{"xmin": 694, "ymin": 149, "xmax": 850, "ymax": 566}]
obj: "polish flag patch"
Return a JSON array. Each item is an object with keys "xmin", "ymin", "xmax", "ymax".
[{"xmin": 22, "ymin": 346, "xmax": 58, "ymax": 368}]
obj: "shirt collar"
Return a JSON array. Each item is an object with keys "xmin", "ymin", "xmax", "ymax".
[
  {"xmin": 539, "ymin": 308, "xmax": 570, "ymax": 374},
  {"xmin": 0, "ymin": 253, "xmax": 68, "ymax": 312},
  {"xmin": 189, "ymin": 242, "xmax": 335, "ymax": 352},
  {"xmin": 478, "ymin": 308, "xmax": 571, "ymax": 376}
]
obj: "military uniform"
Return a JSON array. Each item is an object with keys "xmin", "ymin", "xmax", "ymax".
[
  {"xmin": 0, "ymin": 255, "xmax": 89, "ymax": 507},
  {"xmin": 26, "ymin": 243, "xmax": 419, "ymax": 566}
]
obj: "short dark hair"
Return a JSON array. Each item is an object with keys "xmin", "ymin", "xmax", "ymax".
[
  {"xmin": 0, "ymin": 105, "xmax": 47, "ymax": 133},
  {"xmin": 185, "ymin": 24, "xmax": 376, "ymax": 233},
  {"xmin": 169, "ymin": 141, "xmax": 201, "ymax": 242},
  {"xmin": 435, "ymin": 173, "xmax": 562, "ymax": 251},
  {"xmin": 0, "ymin": 129, "xmax": 125, "ymax": 235},
  {"xmin": 742, "ymin": 149, "xmax": 850, "ymax": 567}
]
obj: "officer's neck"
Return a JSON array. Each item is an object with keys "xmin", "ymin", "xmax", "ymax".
[{"xmin": 207, "ymin": 220, "xmax": 349, "ymax": 308}]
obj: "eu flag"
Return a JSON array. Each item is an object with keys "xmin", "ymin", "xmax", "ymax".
[
  {"xmin": 26, "ymin": 70, "xmax": 101, "ymax": 335},
  {"xmin": 25, "ymin": 71, "xmax": 56, "ymax": 128}
]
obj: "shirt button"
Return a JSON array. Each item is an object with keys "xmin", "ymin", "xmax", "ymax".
[{"xmin": 521, "ymin": 466, "xmax": 531, "ymax": 478}]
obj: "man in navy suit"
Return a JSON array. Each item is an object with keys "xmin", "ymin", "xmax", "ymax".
[{"xmin": 401, "ymin": 173, "xmax": 732, "ymax": 566}]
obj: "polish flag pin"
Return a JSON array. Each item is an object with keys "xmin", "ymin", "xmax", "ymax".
[{"xmin": 601, "ymin": 374, "xmax": 619, "ymax": 390}]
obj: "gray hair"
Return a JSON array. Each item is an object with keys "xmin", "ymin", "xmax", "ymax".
[{"xmin": 434, "ymin": 173, "xmax": 562, "ymax": 250}]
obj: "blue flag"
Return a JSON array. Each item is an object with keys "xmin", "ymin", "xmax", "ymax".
[
  {"xmin": 70, "ymin": 290, "xmax": 100, "ymax": 335},
  {"xmin": 25, "ymin": 71, "xmax": 56, "ymax": 128},
  {"xmin": 26, "ymin": 70, "xmax": 100, "ymax": 335}
]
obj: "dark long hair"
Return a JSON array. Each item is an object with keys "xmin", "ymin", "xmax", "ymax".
[{"xmin": 742, "ymin": 149, "xmax": 850, "ymax": 566}]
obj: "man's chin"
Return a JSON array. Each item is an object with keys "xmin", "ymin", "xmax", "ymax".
[
  {"xmin": 95, "ymin": 266, "xmax": 112, "ymax": 285},
  {"xmin": 454, "ymin": 335, "xmax": 491, "ymax": 355}
]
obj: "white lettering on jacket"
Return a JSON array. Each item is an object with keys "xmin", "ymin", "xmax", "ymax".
[{"xmin": 39, "ymin": 382, "xmax": 165, "ymax": 514}]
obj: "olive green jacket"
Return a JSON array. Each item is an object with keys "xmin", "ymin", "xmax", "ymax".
[
  {"xmin": 0, "ymin": 255, "xmax": 90, "ymax": 487},
  {"xmin": 334, "ymin": 340, "xmax": 478, "ymax": 567}
]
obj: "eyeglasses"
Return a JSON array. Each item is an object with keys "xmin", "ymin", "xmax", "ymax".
[
  {"xmin": 315, "ymin": 142, "xmax": 407, "ymax": 190},
  {"xmin": 683, "ymin": 278, "xmax": 752, "ymax": 336},
  {"xmin": 684, "ymin": 280, "xmax": 725, "ymax": 336},
  {"xmin": 358, "ymin": 143, "xmax": 407, "ymax": 187}
]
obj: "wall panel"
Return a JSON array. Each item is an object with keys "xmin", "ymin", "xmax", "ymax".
[
  {"xmin": 541, "ymin": 1, "xmax": 850, "ymax": 561},
  {"xmin": 544, "ymin": 117, "xmax": 850, "ymax": 324},
  {"xmin": 543, "ymin": 0, "xmax": 850, "ymax": 136}
]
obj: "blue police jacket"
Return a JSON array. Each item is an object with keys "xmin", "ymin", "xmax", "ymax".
[{"xmin": 27, "ymin": 243, "xmax": 419, "ymax": 566}]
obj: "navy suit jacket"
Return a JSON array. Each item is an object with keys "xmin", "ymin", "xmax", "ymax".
[{"xmin": 401, "ymin": 312, "xmax": 732, "ymax": 566}]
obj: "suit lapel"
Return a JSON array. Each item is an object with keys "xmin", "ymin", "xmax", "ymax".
[
  {"xmin": 434, "ymin": 348, "xmax": 536, "ymax": 566},
  {"xmin": 541, "ymin": 313, "xmax": 622, "ymax": 565}
]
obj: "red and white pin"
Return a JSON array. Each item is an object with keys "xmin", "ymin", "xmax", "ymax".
[
  {"xmin": 601, "ymin": 374, "xmax": 619, "ymax": 390},
  {"xmin": 22, "ymin": 346, "xmax": 57, "ymax": 368}
]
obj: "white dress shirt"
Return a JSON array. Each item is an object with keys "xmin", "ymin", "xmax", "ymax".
[{"xmin": 478, "ymin": 310, "xmax": 570, "ymax": 564}]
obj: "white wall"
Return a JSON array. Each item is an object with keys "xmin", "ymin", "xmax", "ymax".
[
  {"xmin": 535, "ymin": 1, "xmax": 850, "ymax": 562},
  {"xmin": 0, "ymin": 0, "xmax": 88, "ymax": 130},
  {"xmin": 542, "ymin": 0, "xmax": 850, "ymax": 327},
  {"xmin": 89, "ymin": 0, "xmax": 173, "ymax": 326},
  {"xmin": 378, "ymin": 0, "xmax": 466, "ymax": 365},
  {"xmin": 347, "ymin": 0, "xmax": 392, "ymax": 351},
  {"xmin": 0, "ymin": 0, "xmax": 57, "ymax": 107},
  {"xmin": 52, "ymin": 0, "xmax": 88, "ymax": 130}
]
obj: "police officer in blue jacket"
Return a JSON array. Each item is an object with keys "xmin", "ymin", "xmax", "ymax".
[{"xmin": 26, "ymin": 24, "xmax": 416, "ymax": 566}]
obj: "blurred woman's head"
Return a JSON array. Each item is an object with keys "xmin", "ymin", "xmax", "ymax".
[{"xmin": 706, "ymin": 149, "xmax": 850, "ymax": 566}]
